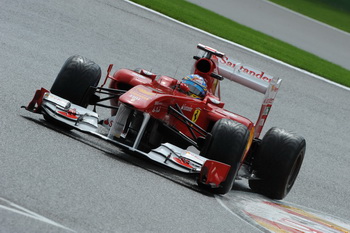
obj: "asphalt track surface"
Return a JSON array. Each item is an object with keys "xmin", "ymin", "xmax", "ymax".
[
  {"xmin": 187, "ymin": 0, "xmax": 350, "ymax": 70},
  {"xmin": 1, "ymin": 0, "xmax": 350, "ymax": 232}
]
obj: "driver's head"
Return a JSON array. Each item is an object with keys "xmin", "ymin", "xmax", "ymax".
[{"xmin": 181, "ymin": 74, "xmax": 207, "ymax": 99}]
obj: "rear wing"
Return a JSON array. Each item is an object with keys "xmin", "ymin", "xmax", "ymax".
[{"xmin": 194, "ymin": 44, "xmax": 282, "ymax": 138}]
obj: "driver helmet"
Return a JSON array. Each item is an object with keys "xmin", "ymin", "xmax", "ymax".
[{"xmin": 181, "ymin": 74, "xmax": 207, "ymax": 99}]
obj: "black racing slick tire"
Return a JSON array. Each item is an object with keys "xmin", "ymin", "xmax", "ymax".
[
  {"xmin": 50, "ymin": 55, "xmax": 101, "ymax": 107},
  {"xmin": 249, "ymin": 127, "xmax": 306, "ymax": 200},
  {"xmin": 202, "ymin": 119, "xmax": 250, "ymax": 194}
]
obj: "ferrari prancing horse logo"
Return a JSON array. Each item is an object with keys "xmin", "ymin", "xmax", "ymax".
[{"xmin": 192, "ymin": 109, "xmax": 201, "ymax": 123}]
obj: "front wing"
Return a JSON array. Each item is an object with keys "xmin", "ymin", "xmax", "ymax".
[{"xmin": 22, "ymin": 89, "xmax": 231, "ymax": 189}]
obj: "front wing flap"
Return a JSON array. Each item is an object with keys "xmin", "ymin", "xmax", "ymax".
[{"xmin": 146, "ymin": 143, "xmax": 231, "ymax": 188}]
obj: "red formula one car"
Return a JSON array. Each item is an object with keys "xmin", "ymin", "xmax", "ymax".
[{"xmin": 23, "ymin": 44, "xmax": 306, "ymax": 199}]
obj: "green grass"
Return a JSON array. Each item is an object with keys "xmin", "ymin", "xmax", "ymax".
[
  {"xmin": 129, "ymin": 0, "xmax": 350, "ymax": 87},
  {"xmin": 269, "ymin": 0, "xmax": 350, "ymax": 33}
]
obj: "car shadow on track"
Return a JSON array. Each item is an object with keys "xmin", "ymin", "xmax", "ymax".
[{"xmin": 20, "ymin": 114, "xmax": 255, "ymax": 198}]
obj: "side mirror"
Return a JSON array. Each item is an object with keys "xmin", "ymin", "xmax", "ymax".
[{"xmin": 206, "ymin": 97, "xmax": 225, "ymax": 108}]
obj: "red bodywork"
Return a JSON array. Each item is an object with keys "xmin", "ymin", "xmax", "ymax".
[
  {"xmin": 102, "ymin": 53, "xmax": 257, "ymax": 163},
  {"xmin": 107, "ymin": 66, "xmax": 254, "ymax": 145}
]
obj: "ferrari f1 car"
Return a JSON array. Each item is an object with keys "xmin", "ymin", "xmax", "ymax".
[{"xmin": 23, "ymin": 44, "xmax": 306, "ymax": 199}]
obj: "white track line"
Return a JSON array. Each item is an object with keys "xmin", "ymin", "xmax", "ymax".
[
  {"xmin": 0, "ymin": 197, "xmax": 76, "ymax": 232},
  {"xmin": 123, "ymin": 0, "xmax": 350, "ymax": 92}
]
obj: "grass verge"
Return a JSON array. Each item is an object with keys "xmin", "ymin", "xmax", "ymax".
[{"xmin": 129, "ymin": 0, "xmax": 350, "ymax": 88}]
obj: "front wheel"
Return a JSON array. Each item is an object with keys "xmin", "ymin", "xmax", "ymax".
[
  {"xmin": 201, "ymin": 119, "xmax": 250, "ymax": 194},
  {"xmin": 249, "ymin": 127, "xmax": 306, "ymax": 199},
  {"xmin": 50, "ymin": 55, "xmax": 101, "ymax": 107},
  {"xmin": 45, "ymin": 55, "xmax": 101, "ymax": 129}
]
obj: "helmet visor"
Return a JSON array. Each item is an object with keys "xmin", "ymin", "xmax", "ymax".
[{"xmin": 183, "ymin": 80, "xmax": 206, "ymax": 97}]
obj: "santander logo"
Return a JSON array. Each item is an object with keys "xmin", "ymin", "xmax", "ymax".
[
  {"xmin": 217, "ymin": 56, "xmax": 272, "ymax": 83},
  {"xmin": 238, "ymin": 66, "xmax": 272, "ymax": 82}
]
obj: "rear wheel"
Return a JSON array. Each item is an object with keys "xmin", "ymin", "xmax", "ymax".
[
  {"xmin": 50, "ymin": 55, "xmax": 101, "ymax": 107},
  {"xmin": 201, "ymin": 119, "xmax": 250, "ymax": 194},
  {"xmin": 249, "ymin": 127, "xmax": 306, "ymax": 199}
]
